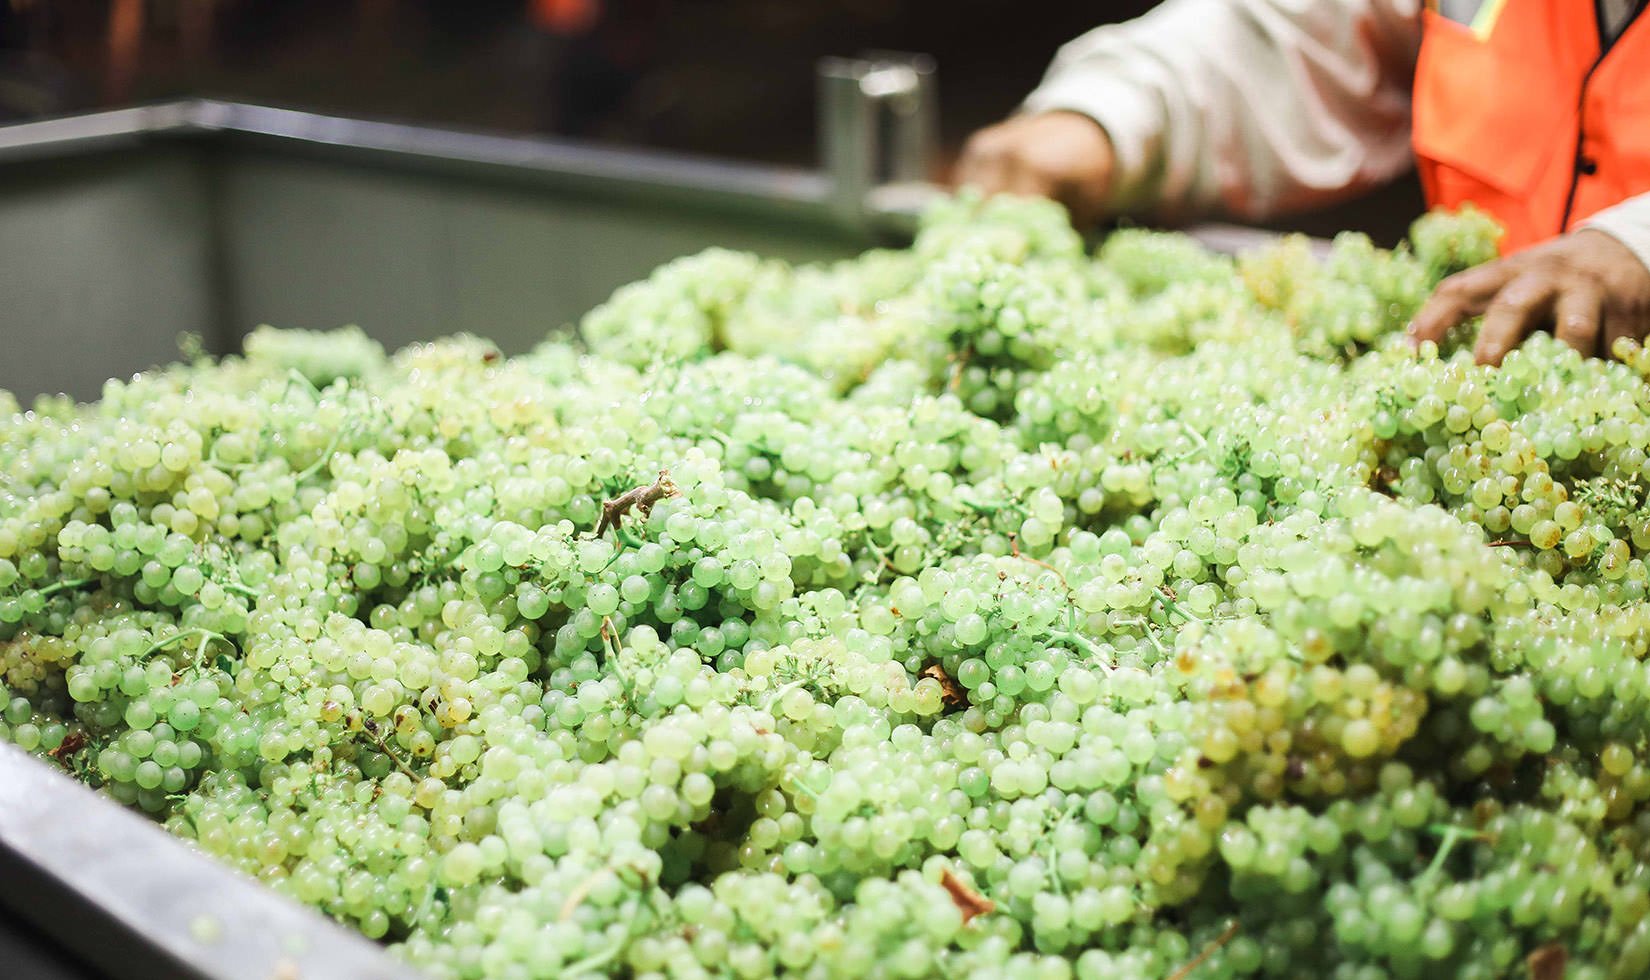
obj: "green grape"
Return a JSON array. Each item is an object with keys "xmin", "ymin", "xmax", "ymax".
[{"xmin": 4, "ymin": 194, "xmax": 1647, "ymax": 980}]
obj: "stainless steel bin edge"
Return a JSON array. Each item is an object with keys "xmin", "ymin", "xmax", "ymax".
[
  {"xmin": 0, "ymin": 742, "xmax": 421, "ymax": 980},
  {"xmin": 0, "ymin": 101, "xmax": 1317, "ymax": 403},
  {"xmin": 0, "ymin": 101, "xmax": 902, "ymax": 403}
]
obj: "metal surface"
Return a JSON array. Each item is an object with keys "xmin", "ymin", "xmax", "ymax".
[
  {"xmin": 0, "ymin": 99, "xmax": 922, "ymax": 235},
  {"xmin": 0, "ymin": 102, "xmax": 201, "ymax": 161},
  {"xmin": 0, "ymin": 144, "xmax": 224, "ymax": 400},
  {"xmin": 0, "ymin": 905, "xmax": 100, "ymax": 980},
  {"xmin": 817, "ymin": 52, "xmax": 936, "ymax": 223},
  {"xmin": 0, "ymin": 100, "xmax": 908, "ymax": 402},
  {"xmin": 0, "ymin": 742, "xmax": 419, "ymax": 980}
]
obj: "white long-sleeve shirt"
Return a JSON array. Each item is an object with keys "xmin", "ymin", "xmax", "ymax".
[{"xmin": 1021, "ymin": 0, "xmax": 1650, "ymax": 269}]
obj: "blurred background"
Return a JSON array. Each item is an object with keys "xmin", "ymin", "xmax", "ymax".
[
  {"xmin": 0, "ymin": 0, "xmax": 1159, "ymax": 170},
  {"xmin": 0, "ymin": 0, "xmax": 1423, "ymax": 238},
  {"xmin": 0, "ymin": 0, "xmax": 1425, "ymax": 403}
]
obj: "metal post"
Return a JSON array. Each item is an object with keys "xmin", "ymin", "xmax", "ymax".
[
  {"xmin": 817, "ymin": 52, "xmax": 938, "ymax": 227},
  {"xmin": 862, "ymin": 50, "xmax": 936, "ymax": 186}
]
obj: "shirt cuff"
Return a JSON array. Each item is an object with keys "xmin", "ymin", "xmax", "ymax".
[
  {"xmin": 1582, "ymin": 196, "xmax": 1650, "ymax": 276},
  {"xmin": 1021, "ymin": 72, "xmax": 1167, "ymax": 216}
]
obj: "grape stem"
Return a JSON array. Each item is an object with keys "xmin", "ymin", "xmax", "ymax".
[
  {"xmin": 1047, "ymin": 630, "xmax": 1113, "ymax": 674},
  {"xmin": 947, "ymin": 345, "xmax": 972, "ymax": 393},
  {"xmin": 599, "ymin": 536, "xmax": 637, "ymax": 574},
  {"xmin": 205, "ymin": 444, "xmax": 252, "ymax": 473},
  {"xmin": 1152, "ymin": 587, "xmax": 1206, "ymax": 625},
  {"xmin": 558, "ymin": 864, "xmax": 655, "ymax": 975},
  {"xmin": 595, "ymin": 470, "xmax": 681, "ymax": 541},
  {"xmin": 1009, "ymin": 533, "xmax": 1069, "ymax": 590},
  {"xmin": 559, "ymin": 866, "xmax": 615, "ymax": 922},
  {"xmin": 599, "ymin": 616, "xmax": 632, "ymax": 691},
  {"xmin": 294, "ymin": 421, "xmax": 349, "ymax": 482},
  {"xmin": 559, "ymin": 895, "xmax": 644, "ymax": 977},
  {"xmin": 863, "ymin": 537, "xmax": 899, "ymax": 578},
  {"xmin": 284, "ymin": 368, "xmax": 323, "ymax": 402},
  {"xmin": 788, "ymin": 773, "xmax": 824, "ymax": 802},
  {"xmin": 1136, "ymin": 624, "xmax": 1168, "ymax": 657},
  {"xmin": 761, "ymin": 679, "xmax": 809, "ymax": 713},
  {"xmin": 1166, "ymin": 919, "xmax": 1239, "ymax": 980},
  {"xmin": 1035, "ymin": 801, "xmax": 1088, "ymax": 897},
  {"xmin": 1175, "ymin": 419, "xmax": 1208, "ymax": 450},
  {"xmin": 1421, "ymin": 822, "xmax": 1487, "ymax": 880},
  {"xmin": 1036, "ymin": 835, "xmax": 1065, "ymax": 897},
  {"xmin": 36, "ymin": 577, "xmax": 94, "ymax": 598},
  {"xmin": 141, "ymin": 627, "xmax": 232, "ymax": 668},
  {"xmin": 359, "ymin": 720, "xmax": 419, "ymax": 781},
  {"xmin": 956, "ymin": 494, "xmax": 1028, "ymax": 519}
]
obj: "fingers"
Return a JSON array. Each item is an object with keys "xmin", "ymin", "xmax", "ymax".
[
  {"xmin": 1003, "ymin": 166, "xmax": 1059, "ymax": 200},
  {"xmin": 956, "ymin": 128, "xmax": 1062, "ymax": 200},
  {"xmin": 1050, "ymin": 172, "xmax": 1108, "ymax": 230},
  {"xmin": 1551, "ymin": 282, "xmax": 1604, "ymax": 357},
  {"xmin": 954, "ymin": 113, "xmax": 1116, "ymax": 227},
  {"xmin": 954, "ymin": 129, "xmax": 1011, "ymax": 194},
  {"xmin": 1408, "ymin": 262, "xmax": 1517, "ymax": 349},
  {"xmin": 1474, "ymin": 274, "xmax": 1557, "ymax": 366},
  {"xmin": 1604, "ymin": 313, "xmax": 1640, "ymax": 360}
]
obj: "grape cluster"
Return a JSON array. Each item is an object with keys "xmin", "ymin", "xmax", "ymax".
[{"xmin": 6, "ymin": 195, "xmax": 1650, "ymax": 980}]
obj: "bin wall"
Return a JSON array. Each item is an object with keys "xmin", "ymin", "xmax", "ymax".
[
  {"xmin": 215, "ymin": 152, "xmax": 865, "ymax": 357},
  {"xmin": 0, "ymin": 147, "xmax": 220, "ymax": 403},
  {"xmin": 0, "ymin": 141, "xmax": 871, "ymax": 402}
]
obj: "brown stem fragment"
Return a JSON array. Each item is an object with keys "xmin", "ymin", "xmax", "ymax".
[
  {"xmin": 920, "ymin": 664, "xmax": 969, "ymax": 710},
  {"xmin": 939, "ymin": 868, "xmax": 994, "ymax": 925},
  {"xmin": 596, "ymin": 470, "xmax": 681, "ymax": 540},
  {"xmin": 1527, "ymin": 944, "xmax": 1566, "ymax": 980},
  {"xmin": 1167, "ymin": 920, "xmax": 1239, "ymax": 980}
]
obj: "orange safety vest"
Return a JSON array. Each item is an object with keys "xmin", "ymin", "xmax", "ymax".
[{"xmin": 1413, "ymin": 2, "xmax": 1650, "ymax": 254}]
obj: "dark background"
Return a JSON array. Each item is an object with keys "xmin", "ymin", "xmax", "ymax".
[
  {"xmin": 0, "ymin": 1, "xmax": 1421, "ymax": 240},
  {"xmin": 0, "ymin": 0, "xmax": 1158, "ymax": 169}
]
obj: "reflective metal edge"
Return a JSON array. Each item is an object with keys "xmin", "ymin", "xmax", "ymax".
[
  {"xmin": 0, "ymin": 100, "xmax": 869, "ymax": 230},
  {"xmin": 0, "ymin": 742, "xmax": 421, "ymax": 980},
  {"xmin": 1184, "ymin": 221, "xmax": 1334, "ymax": 258},
  {"xmin": 0, "ymin": 100, "xmax": 1322, "ymax": 248},
  {"xmin": 0, "ymin": 102, "xmax": 202, "ymax": 162}
]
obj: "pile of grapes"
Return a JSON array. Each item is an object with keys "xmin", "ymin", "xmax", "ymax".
[{"xmin": 6, "ymin": 194, "xmax": 1650, "ymax": 980}]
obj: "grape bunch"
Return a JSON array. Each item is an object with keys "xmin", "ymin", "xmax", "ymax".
[{"xmin": 7, "ymin": 194, "xmax": 1650, "ymax": 980}]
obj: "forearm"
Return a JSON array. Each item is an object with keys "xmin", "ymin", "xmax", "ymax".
[{"xmin": 1023, "ymin": 0, "xmax": 1423, "ymax": 222}]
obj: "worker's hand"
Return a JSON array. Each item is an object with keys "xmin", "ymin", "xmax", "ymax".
[
  {"xmin": 954, "ymin": 111, "xmax": 1116, "ymax": 228},
  {"xmin": 1407, "ymin": 229, "xmax": 1650, "ymax": 366}
]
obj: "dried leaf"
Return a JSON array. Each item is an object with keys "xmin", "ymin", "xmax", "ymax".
[
  {"xmin": 47, "ymin": 730, "xmax": 87, "ymax": 761},
  {"xmin": 920, "ymin": 664, "xmax": 968, "ymax": 709},
  {"xmin": 939, "ymin": 868, "xmax": 993, "ymax": 924},
  {"xmin": 1527, "ymin": 944, "xmax": 1566, "ymax": 980}
]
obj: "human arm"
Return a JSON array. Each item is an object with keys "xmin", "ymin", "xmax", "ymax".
[{"xmin": 956, "ymin": 0, "xmax": 1423, "ymax": 226}]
